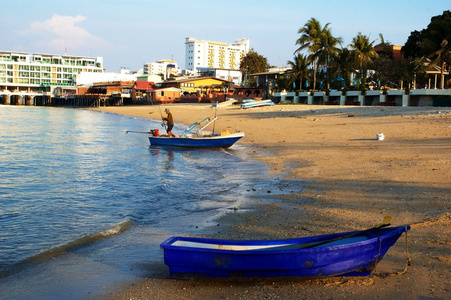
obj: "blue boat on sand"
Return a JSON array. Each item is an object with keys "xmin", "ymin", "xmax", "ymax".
[
  {"xmin": 160, "ymin": 224, "xmax": 410, "ymax": 278},
  {"xmin": 240, "ymin": 99, "xmax": 274, "ymax": 109}
]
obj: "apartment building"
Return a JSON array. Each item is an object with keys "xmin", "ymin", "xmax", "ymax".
[
  {"xmin": 197, "ymin": 67, "xmax": 242, "ymax": 85},
  {"xmin": 144, "ymin": 60, "xmax": 179, "ymax": 79},
  {"xmin": 0, "ymin": 51, "xmax": 103, "ymax": 92},
  {"xmin": 185, "ymin": 37, "xmax": 250, "ymax": 71}
]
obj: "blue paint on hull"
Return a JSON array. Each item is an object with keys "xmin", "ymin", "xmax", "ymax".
[
  {"xmin": 241, "ymin": 100, "xmax": 274, "ymax": 109},
  {"xmin": 149, "ymin": 132, "xmax": 245, "ymax": 148},
  {"xmin": 161, "ymin": 225, "xmax": 409, "ymax": 278}
]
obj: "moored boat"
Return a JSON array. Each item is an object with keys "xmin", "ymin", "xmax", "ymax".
[
  {"xmin": 160, "ymin": 225, "xmax": 410, "ymax": 278},
  {"xmin": 148, "ymin": 115, "xmax": 244, "ymax": 148},
  {"xmin": 149, "ymin": 132, "xmax": 245, "ymax": 148}
]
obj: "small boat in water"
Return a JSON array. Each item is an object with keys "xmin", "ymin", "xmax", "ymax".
[
  {"xmin": 149, "ymin": 132, "xmax": 245, "ymax": 148},
  {"xmin": 148, "ymin": 116, "xmax": 244, "ymax": 148},
  {"xmin": 160, "ymin": 224, "xmax": 409, "ymax": 278}
]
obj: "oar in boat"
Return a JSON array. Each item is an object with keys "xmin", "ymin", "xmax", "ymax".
[
  {"xmin": 262, "ymin": 216, "xmax": 392, "ymax": 251},
  {"xmin": 124, "ymin": 130, "xmax": 152, "ymax": 134}
]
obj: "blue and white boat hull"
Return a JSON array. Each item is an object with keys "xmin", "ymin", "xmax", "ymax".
[
  {"xmin": 149, "ymin": 132, "xmax": 245, "ymax": 148},
  {"xmin": 160, "ymin": 225, "xmax": 409, "ymax": 278}
]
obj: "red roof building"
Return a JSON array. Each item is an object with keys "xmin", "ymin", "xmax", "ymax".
[{"xmin": 374, "ymin": 45, "xmax": 403, "ymax": 60}]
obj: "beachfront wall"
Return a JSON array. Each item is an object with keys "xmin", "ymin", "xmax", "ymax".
[
  {"xmin": 232, "ymin": 87, "xmax": 266, "ymax": 101},
  {"xmin": 2, "ymin": 89, "xmax": 451, "ymax": 107},
  {"xmin": 274, "ymin": 89, "xmax": 451, "ymax": 107},
  {"xmin": 148, "ymin": 88, "xmax": 181, "ymax": 104},
  {"xmin": 179, "ymin": 93, "xmax": 227, "ymax": 103}
]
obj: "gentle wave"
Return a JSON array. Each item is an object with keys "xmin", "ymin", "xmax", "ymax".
[
  {"xmin": 0, "ymin": 220, "xmax": 132, "ymax": 278},
  {"xmin": 34, "ymin": 219, "xmax": 132, "ymax": 257}
]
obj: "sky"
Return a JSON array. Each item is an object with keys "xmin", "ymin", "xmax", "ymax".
[{"xmin": 1, "ymin": 0, "xmax": 449, "ymax": 72}]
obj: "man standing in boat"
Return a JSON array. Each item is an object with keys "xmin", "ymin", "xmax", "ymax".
[{"xmin": 163, "ymin": 108, "xmax": 175, "ymax": 137}]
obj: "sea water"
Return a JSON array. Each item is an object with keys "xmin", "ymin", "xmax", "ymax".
[{"xmin": 0, "ymin": 105, "xmax": 284, "ymax": 298}]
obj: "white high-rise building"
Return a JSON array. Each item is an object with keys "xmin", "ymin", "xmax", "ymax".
[
  {"xmin": 185, "ymin": 37, "xmax": 250, "ymax": 71},
  {"xmin": 144, "ymin": 59, "xmax": 178, "ymax": 78}
]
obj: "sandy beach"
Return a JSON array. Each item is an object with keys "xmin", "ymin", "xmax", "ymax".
[{"xmin": 90, "ymin": 104, "xmax": 450, "ymax": 299}]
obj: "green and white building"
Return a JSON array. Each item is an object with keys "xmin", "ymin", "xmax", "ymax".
[{"xmin": 0, "ymin": 51, "xmax": 104, "ymax": 93}]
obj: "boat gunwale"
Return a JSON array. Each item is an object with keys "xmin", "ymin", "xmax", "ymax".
[{"xmin": 160, "ymin": 225, "xmax": 409, "ymax": 254}]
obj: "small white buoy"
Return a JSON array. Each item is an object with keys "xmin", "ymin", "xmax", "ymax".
[{"xmin": 377, "ymin": 133, "xmax": 385, "ymax": 141}]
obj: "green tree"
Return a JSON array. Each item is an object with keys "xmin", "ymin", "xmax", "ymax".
[
  {"xmin": 403, "ymin": 11, "xmax": 451, "ymax": 88},
  {"xmin": 286, "ymin": 53, "xmax": 310, "ymax": 90},
  {"xmin": 239, "ymin": 49, "xmax": 269, "ymax": 86},
  {"xmin": 370, "ymin": 56, "xmax": 394, "ymax": 86},
  {"xmin": 316, "ymin": 26, "xmax": 342, "ymax": 88},
  {"xmin": 273, "ymin": 75, "xmax": 292, "ymax": 92},
  {"xmin": 349, "ymin": 32, "xmax": 378, "ymax": 88},
  {"xmin": 375, "ymin": 33, "xmax": 393, "ymax": 59},
  {"xmin": 330, "ymin": 47, "xmax": 356, "ymax": 89},
  {"xmin": 295, "ymin": 17, "xmax": 323, "ymax": 90},
  {"xmin": 406, "ymin": 57, "xmax": 428, "ymax": 89},
  {"xmin": 397, "ymin": 58, "xmax": 428, "ymax": 89},
  {"xmin": 221, "ymin": 81, "xmax": 231, "ymax": 92},
  {"xmin": 402, "ymin": 30, "xmax": 422, "ymax": 58},
  {"xmin": 421, "ymin": 10, "xmax": 451, "ymax": 88}
]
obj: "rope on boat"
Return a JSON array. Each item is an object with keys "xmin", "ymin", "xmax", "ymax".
[
  {"xmin": 374, "ymin": 225, "xmax": 411, "ymax": 278},
  {"xmin": 373, "ymin": 236, "xmax": 382, "ymax": 274}
]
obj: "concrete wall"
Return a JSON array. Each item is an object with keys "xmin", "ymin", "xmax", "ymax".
[{"xmin": 274, "ymin": 89, "xmax": 451, "ymax": 107}]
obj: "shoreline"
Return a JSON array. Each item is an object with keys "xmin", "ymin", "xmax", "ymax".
[{"xmin": 89, "ymin": 104, "xmax": 450, "ymax": 299}]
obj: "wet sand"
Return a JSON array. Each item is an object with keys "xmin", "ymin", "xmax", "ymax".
[{"xmin": 90, "ymin": 104, "xmax": 450, "ymax": 299}]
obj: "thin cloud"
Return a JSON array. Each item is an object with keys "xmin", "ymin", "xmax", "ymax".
[{"xmin": 20, "ymin": 14, "xmax": 109, "ymax": 54}]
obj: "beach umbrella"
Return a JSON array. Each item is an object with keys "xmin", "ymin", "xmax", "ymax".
[{"xmin": 332, "ymin": 77, "xmax": 344, "ymax": 88}]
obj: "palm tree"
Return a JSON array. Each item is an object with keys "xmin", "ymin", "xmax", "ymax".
[
  {"xmin": 295, "ymin": 18, "xmax": 324, "ymax": 90},
  {"xmin": 287, "ymin": 53, "xmax": 310, "ymax": 90},
  {"xmin": 316, "ymin": 27, "xmax": 343, "ymax": 88},
  {"xmin": 331, "ymin": 48, "xmax": 356, "ymax": 89},
  {"xmin": 375, "ymin": 33, "xmax": 393, "ymax": 59},
  {"xmin": 349, "ymin": 32, "xmax": 378, "ymax": 88},
  {"xmin": 273, "ymin": 75, "xmax": 292, "ymax": 92}
]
